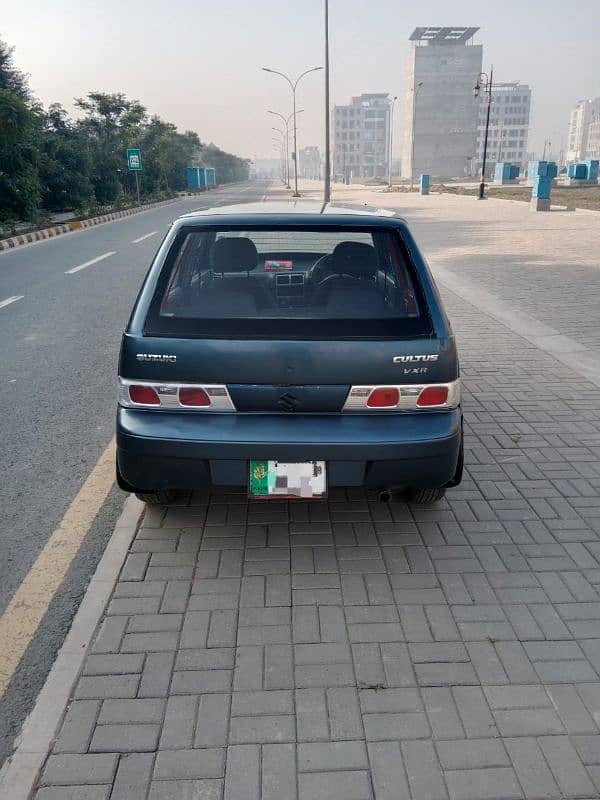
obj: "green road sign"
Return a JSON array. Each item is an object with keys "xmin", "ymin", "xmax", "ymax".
[{"xmin": 127, "ymin": 148, "xmax": 142, "ymax": 171}]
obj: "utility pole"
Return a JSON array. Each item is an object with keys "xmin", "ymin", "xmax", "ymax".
[
  {"xmin": 474, "ymin": 66, "xmax": 493, "ymax": 200},
  {"xmin": 324, "ymin": 0, "xmax": 331, "ymax": 204},
  {"xmin": 409, "ymin": 82, "xmax": 423, "ymax": 192},
  {"xmin": 388, "ymin": 95, "xmax": 397, "ymax": 189}
]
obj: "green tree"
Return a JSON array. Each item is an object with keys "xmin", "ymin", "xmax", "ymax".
[
  {"xmin": 0, "ymin": 37, "xmax": 251, "ymax": 224},
  {"xmin": 75, "ymin": 92, "xmax": 146, "ymax": 205},
  {"xmin": 0, "ymin": 40, "xmax": 41, "ymax": 222},
  {"xmin": 38, "ymin": 104, "xmax": 94, "ymax": 211},
  {"xmin": 201, "ymin": 143, "xmax": 250, "ymax": 184}
]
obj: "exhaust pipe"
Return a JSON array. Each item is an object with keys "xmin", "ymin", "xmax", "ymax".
[{"xmin": 379, "ymin": 489, "xmax": 392, "ymax": 503}]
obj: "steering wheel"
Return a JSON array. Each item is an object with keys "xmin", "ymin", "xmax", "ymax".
[
  {"xmin": 305, "ymin": 254, "xmax": 334, "ymax": 284},
  {"xmin": 313, "ymin": 271, "xmax": 360, "ymax": 289}
]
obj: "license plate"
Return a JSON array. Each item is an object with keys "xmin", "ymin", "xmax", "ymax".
[{"xmin": 249, "ymin": 460, "xmax": 326, "ymax": 499}]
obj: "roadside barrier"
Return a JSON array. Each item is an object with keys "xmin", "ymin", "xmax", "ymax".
[{"xmin": 0, "ymin": 197, "xmax": 179, "ymax": 252}]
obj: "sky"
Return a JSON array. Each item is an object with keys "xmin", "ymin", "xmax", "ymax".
[{"xmin": 3, "ymin": 0, "xmax": 599, "ymax": 162}]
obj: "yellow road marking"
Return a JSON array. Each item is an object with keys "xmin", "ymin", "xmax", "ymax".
[{"xmin": 0, "ymin": 438, "xmax": 116, "ymax": 698}]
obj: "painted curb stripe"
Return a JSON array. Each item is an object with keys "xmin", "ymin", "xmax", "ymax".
[
  {"xmin": 0, "ymin": 439, "xmax": 117, "ymax": 698},
  {"xmin": 0, "ymin": 494, "xmax": 144, "ymax": 800},
  {"xmin": 0, "ymin": 198, "xmax": 177, "ymax": 254}
]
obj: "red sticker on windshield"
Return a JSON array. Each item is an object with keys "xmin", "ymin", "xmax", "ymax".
[{"xmin": 265, "ymin": 260, "xmax": 293, "ymax": 271}]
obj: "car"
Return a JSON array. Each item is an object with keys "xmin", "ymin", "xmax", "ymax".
[{"xmin": 116, "ymin": 201, "xmax": 463, "ymax": 505}]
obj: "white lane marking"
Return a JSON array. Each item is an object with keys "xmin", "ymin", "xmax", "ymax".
[
  {"xmin": 131, "ymin": 231, "xmax": 158, "ymax": 244},
  {"xmin": 0, "ymin": 295, "xmax": 24, "ymax": 309},
  {"xmin": 65, "ymin": 251, "xmax": 116, "ymax": 274}
]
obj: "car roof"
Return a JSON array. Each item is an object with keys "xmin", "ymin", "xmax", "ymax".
[{"xmin": 177, "ymin": 201, "xmax": 407, "ymax": 225}]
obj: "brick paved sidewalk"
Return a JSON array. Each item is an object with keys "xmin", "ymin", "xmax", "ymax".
[{"xmin": 34, "ymin": 286, "xmax": 600, "ymax": 797}]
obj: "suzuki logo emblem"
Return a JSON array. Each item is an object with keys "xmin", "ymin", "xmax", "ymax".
[{"xmin": 278, "ymin": 393, "xmax": 299, "ymax": 412}]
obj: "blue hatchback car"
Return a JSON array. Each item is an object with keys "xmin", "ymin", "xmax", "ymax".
[{"xmin": 116, "ymin": 202, "xmax": 463, "ymax": 504}]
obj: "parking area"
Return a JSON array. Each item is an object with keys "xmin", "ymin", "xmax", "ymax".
[{"xmin": 33, "ymin": 190, "xmax": 600, "ymax": 800}]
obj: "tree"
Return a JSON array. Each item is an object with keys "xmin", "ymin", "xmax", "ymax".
[
  {"xmin": 75, "ymin": 92, "xmax": 146, "ymax": 204},
  {"xmin": 39, "ymin": 104, "xmax": 94, "ymax": 211},
  {"xmin": 0, "ymin": 37, "xmax": 251, "ymax": 223},
  {"xmin": 135, "ymin": 118, "xmax": 203, "ymax": 195},
  {"xmin": 0, "ymin": 39, "xmax": 31, "ymax": 98},
  {"xmin": 201, "ymin": 143, "xmax": 250, "ymax": 184},
  {"xmin": 0, "ymin": 40, "xmax": 41, "ymax": 221}
]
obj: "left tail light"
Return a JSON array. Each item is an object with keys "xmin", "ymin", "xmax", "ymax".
[{"xmin": 119, "ymin": 379, "xmax": 235, "ymax": 411}]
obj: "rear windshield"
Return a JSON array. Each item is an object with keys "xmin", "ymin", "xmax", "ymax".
[{"xmin": 144, "ymin": 226, "xmax": 430, "ymax": 339}]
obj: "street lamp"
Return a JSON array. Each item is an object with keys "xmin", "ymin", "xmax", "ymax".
[
  {"xmin": 474, "ymin": 66, "xmax": 494, "ymax": 200},
  {"xmin": 409, "ymin": 81, "xmax": 423, "ymax": 192},
  {"xmin": 262, "ymin": 66, "xmax": 323, "ymax": 197},
  {"xmin": 272, "ymin": 140, "xmax": 285, "ymax": 183},
  {"xmin": 542, "ymin": 138, "xmax": 551, "ymax": 160},
  {"xmin": 388, "ymin": 95, "xmax": 398, "ymax": 189},
  {"xmin": 268, "ymin": 109, "xmax": 304, "ymax": 189},
  {"xmin": 272, "ymin": 126, "xmax": 289, "ymax": 187}
]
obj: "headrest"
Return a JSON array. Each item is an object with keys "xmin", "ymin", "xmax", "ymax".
[
  {"xmin": 211, "ymin": 237, "xmax": 258, "ymax": 272},
  {"xmin": 332, "ymin": 241, "xmax": 377, "ymax": 277}
]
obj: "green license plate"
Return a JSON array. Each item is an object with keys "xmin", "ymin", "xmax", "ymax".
[{"xmin": 249, "ymin": 460, "xmax": 326, "ymax": 499}]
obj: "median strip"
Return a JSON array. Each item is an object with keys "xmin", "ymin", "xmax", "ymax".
[
  {"xmin": 0, "ymin": 295, "xmax": 24, "ymax": 310},
  {"xmin": 0, "ymin": 438, "xmax": 117, "ymax": 698},
  {"xmin": 65, "ymin": 251, "xmax": 116, "ymax": 275},
  {"xmin": 131, "ymin": 230, "xmax": 158, "ymax": 243}
]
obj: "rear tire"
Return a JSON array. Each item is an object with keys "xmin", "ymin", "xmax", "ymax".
[
  {"xmin": 135, "ymin": 490, "xmax": 178, "ymax": 506},
  {"xmin": 407, "ymin": 487, "xmax": 447, "ymax": 505}
]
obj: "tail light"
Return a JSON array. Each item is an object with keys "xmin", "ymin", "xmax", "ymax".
[
  {"xmin": 417, "ymin": 386, "xmax": 449, "ymax": 407},
  {"xmin": 179, "ymin": 387, "xmax": 211, "ymax": 407},
  {"xmin": 344, "ymin": 379, "xmax": 460, "ymax": 411},
  {"xmin": 367, "ymin": 387, "xmax": 400, "ymax": 408},
  {"xmin": 119, "ymin": 379, "xmax": 235, "ymax": 411},
  {"xmin": 129, "ymin": 385, "xmax": 160, "ymax": 405}
]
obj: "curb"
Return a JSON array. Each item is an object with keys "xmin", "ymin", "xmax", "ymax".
[
  {"xmin": 0, "ymin": 495, "xmax": 144, "ymax": 800},
  {"xmin": 0, "ymin": 198, "xmax": 179, "ymax": 253}
]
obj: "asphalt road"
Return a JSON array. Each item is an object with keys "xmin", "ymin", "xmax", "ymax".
[{"xmin": 0, "ymin": 180, "xmax": 268, "ymax": 765}]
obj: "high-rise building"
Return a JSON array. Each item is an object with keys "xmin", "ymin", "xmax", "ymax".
[
  {"xmin": 566, "ymin": 98, "xmax": 600, "ymax": 162},
  {"xmin": 475, "ymin": 82, "xmax": 532, "ymax": 172},
  {"xmin": 587, "ymin": 117, "xmax": 600, "ymax": 160},
  {"xmin": 334, "ymin": 93, "xmax": 391, "ymax": 179},
  {"xmin": 401, "ymin": 27, "xmax": 482, "ymax": 180},
  {"xmin": 299, "ymin": 146, "xmax": 321, "ymax": 180}
]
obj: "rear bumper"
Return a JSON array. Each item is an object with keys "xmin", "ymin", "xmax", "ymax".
[{"xmin": 116, "ymin": 407, "xmax": 462, "ymax": 491}]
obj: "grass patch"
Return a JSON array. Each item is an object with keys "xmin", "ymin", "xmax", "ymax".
[{"xmin": 439, "ymin": 184, "xmax": 600, "ymax": 211}]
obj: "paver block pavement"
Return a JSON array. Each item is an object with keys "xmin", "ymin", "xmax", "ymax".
[{"xmin": 33, "ymin": 197, "xmax": 600, "ymax": 798}]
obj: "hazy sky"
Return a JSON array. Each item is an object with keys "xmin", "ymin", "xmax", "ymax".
[{"xmin": 3, "ymin": 0, "xmax": 598, "ymax": 161}]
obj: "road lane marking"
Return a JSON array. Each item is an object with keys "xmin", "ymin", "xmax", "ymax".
[
  {"xmin": 0, "ymin": 438, "xmax": 117, "ymax": 698},
  {"xmin": 132, "ymin": 231, "xmax": 158, "ymax": 244},
  {"xmin": 65, "ymin": 251, "xmax": 116, "ymax": 274},
  {"xmin": 0, "ymin": 295, "xmax": 24, "ymax": 309}
]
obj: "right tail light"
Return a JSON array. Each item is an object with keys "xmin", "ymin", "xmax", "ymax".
[{"xmin": 343, "ymin": 379, "xmax": 460, "ymax": 411}]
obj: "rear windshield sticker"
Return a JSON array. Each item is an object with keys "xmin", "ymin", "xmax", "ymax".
[{"xmin": 265, "ymin": 259, "xmax": 293, "ymax": 271}]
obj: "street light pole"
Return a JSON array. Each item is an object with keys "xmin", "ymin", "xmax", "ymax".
[
  {"xmin": 272, "ymin": 127, "xmax": 289, "ymax": 186},
  {"xmin": 388, "ymin": 95, "xmax": 397, "ymax": 189},
  {"xmin": 542, "ymin": 138, "xmax": 551, "ymax": 160},
  {"xmin": 272, "ymin": 140, "xmax": 285, "ymax": 182},
  {"xmin": 262, "ymin": 66, "xmax": 323, "ymax": 198},
  {"xmin": 268, "ymin": 110, "xmax": 302, "ymax": 189},
  {"xmin": 474, "ymin": 66, "xmax": 493, "ymax": 200},
  {"xmin": 409, "ymin": 82, "xmax": 423, "ymax": 192},
  {"xmin": 324, "ymin": 0, "xmax": 331, "ymax": 204}
]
